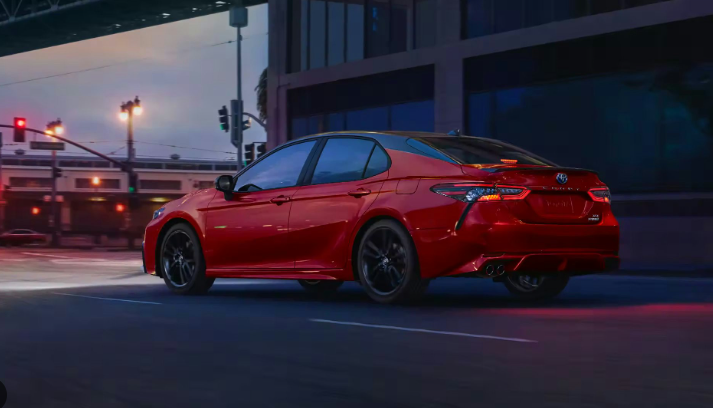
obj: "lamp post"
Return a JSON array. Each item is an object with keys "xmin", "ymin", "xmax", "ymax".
[
  {"xmin": 46, "ymin": 119, "xmax": 64, "ymax": 247},
  {"xmin": 119, "ymin": 96, "xmax": 142, "ymax": 249}
]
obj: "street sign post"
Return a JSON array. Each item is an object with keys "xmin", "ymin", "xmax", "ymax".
[{"xmin": 30, "ymin": 141, "xmax": 65, "ymax": 151}]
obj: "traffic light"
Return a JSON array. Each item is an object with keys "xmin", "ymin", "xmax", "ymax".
[
  {"xmin": 31, "ymin": 207, "xmax": 40, "ymax": 215},
  {"xmin": 116, "ymin": 203, "xmax": 125, "ymax": 212},
  {"xmin": 242, "ymin": 117, "xmax": 252, "ymax": 131},
  {"xmin": 128, "ymin": 173, "xmax": 139, "ymax": 194},
  {"xmin": 52, "ymin": 167, "xmax": 62, "ymax": 179},
  {"xmin": 218, "ymin": 106, "xmax": 230, "ymax": 132},
  {"xmin": 256, "ymin": 142, "xmax": 267, "ymax": 159},
  {"xmin": 244, "ymin": 143, "xmax": 255, "ymax": 165},
  {"xmin": 13, "ymin": 117, "xmax": 26, "ymax": 142}
]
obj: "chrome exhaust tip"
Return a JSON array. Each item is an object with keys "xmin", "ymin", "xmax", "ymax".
[
  {"xmin": 485, "ymin": 265, "xmax": 495, "ymax": 276},
  {"xmin": 496, "ymin": 264, "xmax": 505, "ymax": 276}
]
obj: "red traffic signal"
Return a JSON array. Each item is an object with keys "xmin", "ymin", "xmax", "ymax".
[
  {"xmin": 14, "ymin": 117, "xmax": 27, "ymax": 142},
  {"xmin": 116, "ymin": 203, "xmax": 125, "ymax": 212},
  {"xmin": 31, "ymin": 206, "xmax": 40, "ymax": 215}
]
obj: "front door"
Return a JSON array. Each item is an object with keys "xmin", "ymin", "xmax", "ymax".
[
  {"xmin": 289, "ymin": 137, "xmax": 390, "ymax": 270},
  {"xmin": 204, "ymin": 140, "xmax": 317, "ymax": 270}
]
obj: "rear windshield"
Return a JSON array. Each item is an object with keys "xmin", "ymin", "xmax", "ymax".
[{"xmin": 411, "ymin": 137, "xmax": 554, "ymax": 166}]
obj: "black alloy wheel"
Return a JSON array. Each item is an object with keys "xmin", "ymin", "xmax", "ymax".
[
  {"xmin": 160, "ymin": 223, "xmax": 214, "ymax": 295},
  {"xmin": 357, "ymin": 219, "xmax": 428, "ymax": 304}
]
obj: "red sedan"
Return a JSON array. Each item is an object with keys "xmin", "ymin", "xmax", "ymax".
[
  {"xmin": 0, "ymin": 229, "xmax": 47, "ymax": 246},
  {"xmin": 143, "ymin": 132, "xmax": 619, "ymax": 304}
]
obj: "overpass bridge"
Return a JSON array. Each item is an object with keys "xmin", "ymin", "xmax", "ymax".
[{"xmin": 0, "ymin": 0, "xmax": 266, "ymax": 58}]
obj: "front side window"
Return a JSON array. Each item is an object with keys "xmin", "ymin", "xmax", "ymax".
[
  {"xmin": 234, "ymin": 140, "xmax": 317, "ymax": 192},
  {"xmin": 311, "ymin": 138, "xmax": 375, "ymax": 184}
]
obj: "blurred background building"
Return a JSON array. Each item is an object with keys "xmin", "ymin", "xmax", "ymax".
[
  {"xmin": 0, "ymin": 155, "xmax": 234, "ymax": 240},
  {"xmin": 267, "ymin": 0, "xmax": 713, "ymax": 270}
]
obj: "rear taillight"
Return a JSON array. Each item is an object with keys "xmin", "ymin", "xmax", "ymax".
[
  {"xmin": 431, "ymin": 183, "xmax": 530, "ymax": 203},
  {"xmin": 588, "ymin": 187, "xmax": 611, "ymax": 203}
]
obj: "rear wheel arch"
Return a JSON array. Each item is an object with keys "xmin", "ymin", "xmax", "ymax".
[{"xmin": 350, "ymin": 215, "xmax": 415, "ymax": 282}]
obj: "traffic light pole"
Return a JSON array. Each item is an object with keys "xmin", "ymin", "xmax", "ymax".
[
  {"xmin": 50, "ymin": 150, "xmax": 59, "ymax": 247},
  {"xmin": 230, "ymin": 5, "xmax": 248, "ymax": 169}
]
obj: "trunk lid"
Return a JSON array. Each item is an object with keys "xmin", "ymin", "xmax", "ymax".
[{"xmin": 462, "ymin": 165, "xmax": 607, "ymax": 225}]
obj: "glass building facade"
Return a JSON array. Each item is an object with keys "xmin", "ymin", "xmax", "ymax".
[
  {"xmin": 289, "ymin": 66, "xmax": 435, "ymax": 139},
  {"xmin": 462, "ymin": 0, "xmax": 671, "ymax": 39},
  {"xmin": 289, "ymin": 0, "xmax": 437, "ymax": 72},
  {"xmin": 466, "ymin": 17, "xmax": 713, "ymax": 194}
]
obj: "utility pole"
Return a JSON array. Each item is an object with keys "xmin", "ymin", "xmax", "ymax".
[{"xmin": 230, "ymin": 5, "xmax": 248, "ymax": 168}]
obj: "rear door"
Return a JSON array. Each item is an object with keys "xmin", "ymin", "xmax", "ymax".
[{"xmin": 289, "ymin": 137, "xmax": 389, "ymax": 269}]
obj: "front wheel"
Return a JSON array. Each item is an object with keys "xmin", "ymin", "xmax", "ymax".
[
  {"xmin": 503, "ymin": 274, "xmax": 569, "ymax": 301},
  {"xmin": 356, "ymin": 220, "xmax": 429, "ymax": 304},
  {"xmin": 159, "ymin": 223, "xmax": 215, "ymax": 295}
]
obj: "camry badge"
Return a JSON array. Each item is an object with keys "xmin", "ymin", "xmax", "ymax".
[{"xmin": 556, "ymin": 173, "xmax": 568, "ymax": 184}]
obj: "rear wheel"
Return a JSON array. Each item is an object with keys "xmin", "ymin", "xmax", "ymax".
[
  {"xmin": 160, "ymin": 223, "xmax": 215, "ymax": 295},
  {"xmin": 503, "ymin": 274, "xmax": 569, "ymax": 301},
  {"xmin": 356, "ymin": 220, "xmax": 429, "ymax": 304},
  {"xmin": 298, "ymin": 280, "xmax": 343, "ymax": 296}
]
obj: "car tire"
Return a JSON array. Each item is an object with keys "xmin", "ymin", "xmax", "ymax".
[
  {"xmin": 503, "ymin": 274, "xmax": 569, "ymax": 301},
  {"xmin": 356, "ymin": 219, "xmax": 429, "ymax": 304},
  {"xmin": 298, "ymin": 280, "xmax": 343, "ymax": 296},
  {"xmin": 159, "ymin": 223, "xmax": 215, "ymax": 295}
]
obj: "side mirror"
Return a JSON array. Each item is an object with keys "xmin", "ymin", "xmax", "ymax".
[{"xmin": 214, "ymin": 175, "xmax": 234, "ymax": 200}]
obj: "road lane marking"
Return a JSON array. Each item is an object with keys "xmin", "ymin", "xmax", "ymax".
[
  {"xmin": 22, "ymin": 252, "xmax": 74, "ymax": 259},
  {"xmin": 52, "ymin": 292, "xmax": 161, "ymax": 305},
  {"xmin": 309, "ymin": 319, "xmax": 537, "ymax": 343}
]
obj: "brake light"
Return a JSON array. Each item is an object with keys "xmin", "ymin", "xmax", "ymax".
[
  {"xmin": 588, "ymin": 187, "xmax": 611, "ymax": 203},
  {"xmin": 431, "ymin": 183, "xmax": 530, "ymax": 202}
]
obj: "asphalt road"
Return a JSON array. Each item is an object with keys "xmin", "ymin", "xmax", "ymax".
[{"xmin": 2, "ymin": 248, "xmax": 713, "ymax": 408}]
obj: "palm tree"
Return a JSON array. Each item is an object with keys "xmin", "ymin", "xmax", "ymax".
[{"xmin": 255, "ymin": 68, "xmax": 267, "ymax": 122}]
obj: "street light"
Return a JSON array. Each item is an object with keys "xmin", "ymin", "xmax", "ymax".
[
  {"xmin": 118, "ymin": 96, "xmax": 142, "ymax": 250},
  {"xmin": 92, "ymin": 176, "xmax": 101, "ymax": 186}
]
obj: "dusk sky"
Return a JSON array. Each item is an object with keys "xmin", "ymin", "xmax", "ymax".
[{"xmin": 0, "ymin": 4, "xmax": 268, "ymax": 162}]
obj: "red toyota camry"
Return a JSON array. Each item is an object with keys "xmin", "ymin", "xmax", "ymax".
[{"xmin": 142, "ymin": 131, "xmax": 619, "ymax": 304}]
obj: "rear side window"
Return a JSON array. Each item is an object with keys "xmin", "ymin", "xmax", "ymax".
[
  {"xmin": 311, "ymin": 138, "xmax": 375, "ymax": 184},
  {"xmin": 415, "ymin": 137, "xmax": 554, "ymax": 166},
  {"xmin": 364, "ymin": 146, "xmax": 389, "ymax": 178}
]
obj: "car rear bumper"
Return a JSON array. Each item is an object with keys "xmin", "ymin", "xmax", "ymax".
[
  {"xmin": 412, "ymin": 215, "xmax": 619, "ymax": 279},
  {"xmin": 449, "ymin": 252, "xmax": 619, "ymax": 277}
]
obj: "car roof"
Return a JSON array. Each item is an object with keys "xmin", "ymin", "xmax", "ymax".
[{"xmin": 294, "ymin": 130, "xmax": 482, "ymax": 151}]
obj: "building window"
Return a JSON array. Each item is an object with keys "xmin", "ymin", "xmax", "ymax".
[
  {"xmin": 140, "ymin": 180, "xmax": 182, "ymax": 190},
  {"xmin": 310, "ymin": 0, "xmax": 327, "ymax": 69},
  {"xmin": 464, "ymin": 18, "xmax": 713, "ymax": 193},
  {"xmin": 290, "ymin": 0, "xmax": 434, "ymax": 72},
  {"xmin": 76, "ymin": 178, "xmax": 121, "ymax": 189},
  {"xmin": 346, "ymin": 0, "xmax": 366, "ymax": 62},
  {"xmin": 328, "ymin": 1, "xmax": 346, "ymax": 66},
  {"xmin": 9, "ymin": 177, "xmax": 52, "ymax": 188},
  {"xmin": 414, "ymin": 0, "xmax": 436, "ymax": 48},
  {"xmin": 463, "ymin": 0, "xmax": 668, "ymax": 39},
  {"xmin": 289, "ymin": 66, "xmax": 434, "ymax": 138}
]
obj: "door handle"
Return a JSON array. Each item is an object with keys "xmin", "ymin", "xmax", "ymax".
[
  {"xmin": 270, "ymin": 195, "xmax": 291, "ymax": 204},
  {"xmin": 348, "ymin": 188, "xmax": 371, "ymax": 198}
]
